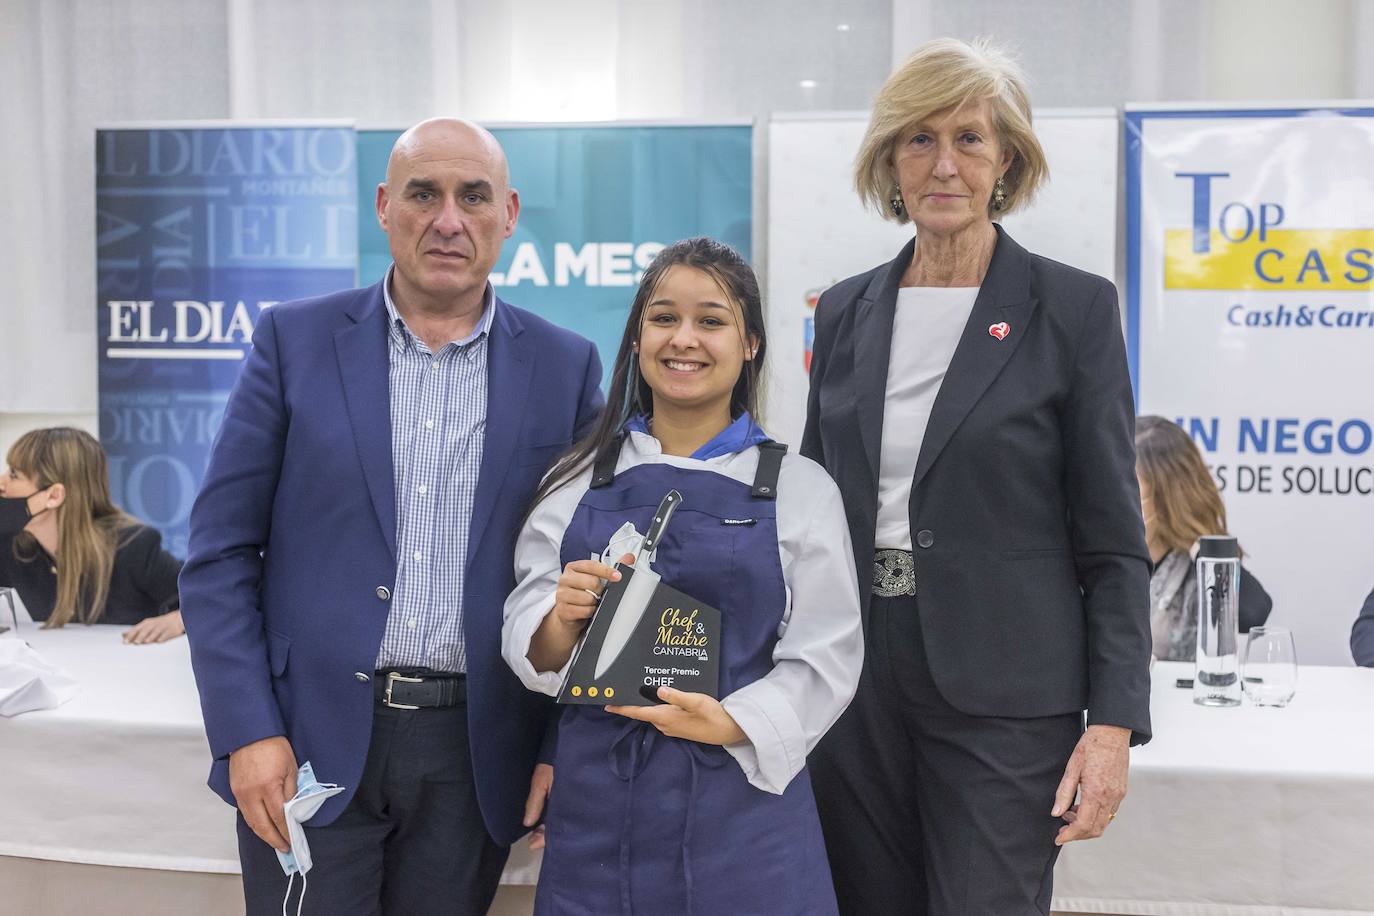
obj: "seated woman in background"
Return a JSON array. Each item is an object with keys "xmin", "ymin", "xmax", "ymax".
[
  {"xmin": 1136, "ymin": 416, "xmax": 1272, "ymax": 661},
  {"xmin": 0, "ymin": 427, "xmax": 183, "ymax": 643}
]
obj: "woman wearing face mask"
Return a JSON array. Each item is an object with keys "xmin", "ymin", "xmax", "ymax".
[
  {"xmin": 502, "ymin": 237, "xmax": 863, "ymax": 914},
  {"xmin": 0, "ymin": 427, "xmax": 184, "ymax": 643},
  {"xmin": 1136, "ymin": 415, "xmax": 1272, "ymax": 660}
]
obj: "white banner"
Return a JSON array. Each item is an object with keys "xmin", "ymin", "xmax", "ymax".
[
  {"xmin": 764, "ymin": 109, "xmax": 1119, "ymax": 455},
  {"xmin": 1129, "ymin": 104, "xmax": 1374, "ymax": 666}
]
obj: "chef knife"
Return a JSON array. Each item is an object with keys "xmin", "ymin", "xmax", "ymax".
[{"xmin": 593, "ymin": 489, "xmax": 682, "ymax": 679}]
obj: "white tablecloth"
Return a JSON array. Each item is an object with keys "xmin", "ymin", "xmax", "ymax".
[
  {"xmin": 0, "ymin": 624, "xmax": 540, "ymax": 882},
  {"xmin": 0, "ymin": 624, "xmax": 235, "ymax": 871},
  {"xmin": 5, "ymin": 627, "xmax": 1371, "ymax": 912},
  {"xmin": 1053, "ymin": 661, "xmax": 1374, "ymax": 916}
]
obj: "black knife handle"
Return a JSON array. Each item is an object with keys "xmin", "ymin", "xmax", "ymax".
[{"xmin": 641, "ymin": 489, "xmax": 683, "ymax": 553}]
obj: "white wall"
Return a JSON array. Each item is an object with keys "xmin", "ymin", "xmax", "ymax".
[
  {"xmin": 1207, "ymin": 0, "xmax": 1352, "ymax": 100},
  {"xmin": 0, "ymin": 0, "xmax": 894, "ymax": 457},
  {"xmin": 2, "ymin": 0, "xmax": 1371, "ymax": 465},
  {"xmin": 891, "ymin": 0, "xmax": 1360, "ymax": 103}
]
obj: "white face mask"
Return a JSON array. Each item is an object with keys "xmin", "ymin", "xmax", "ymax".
[{"xmin": 276, "ymin": 761, "xmax": 345, "ymax": 915}]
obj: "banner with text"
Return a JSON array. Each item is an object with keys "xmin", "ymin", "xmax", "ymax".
[
  {"xmin": 357, "ymin": 124, "xmax": 753, "ymax": 386},
  {"xmin": 96, "ymin": 125, "xmax": 358, "ymax": 556},
  {"xmin": 1128, "ymin": 105, "xmax": 1374, "ymax": 664}
]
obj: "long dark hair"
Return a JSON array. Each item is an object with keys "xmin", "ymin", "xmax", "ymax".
[
  {"xmin": 1135, "ymin": 415, "xmax": 1242, "ymax": 558},
  {"xmin": 531, "ymin": 236, "xmax": 767, "ymax": 509},
  {"xmin": 8, "ymin": 427, "xmax": 136, "ymax": 627}
]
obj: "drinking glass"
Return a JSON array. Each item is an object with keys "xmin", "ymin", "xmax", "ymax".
[
  {"xmin": 0, "ymin": 587, "xmax": 17, "ymax": 636},
  {"xmin": 1241, "ymin": 626, "xmax": 1297, "ymax": 707}
]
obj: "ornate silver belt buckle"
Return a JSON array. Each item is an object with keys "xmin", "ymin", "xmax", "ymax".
[{"xmin": 873, "ymin": 549, "xmax": 916, "ymax": 597}]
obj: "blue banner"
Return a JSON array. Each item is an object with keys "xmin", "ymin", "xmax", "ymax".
[
  {"xmin": 95, "ymin": 126, "xmax": 358, "ymax": 555},
  {"xmin": 357, "ymin": 125, "xmax": 753, "ymax": 384}
]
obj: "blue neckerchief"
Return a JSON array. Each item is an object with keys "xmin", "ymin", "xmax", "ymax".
[{"xmin": 626, "ymin": 411, "xmax": 771, "ymax": 460}]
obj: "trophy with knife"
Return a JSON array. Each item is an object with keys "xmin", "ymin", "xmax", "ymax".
[{"xmin": 558, "ymin": 490, "xmax": 721, "ymax": 706}]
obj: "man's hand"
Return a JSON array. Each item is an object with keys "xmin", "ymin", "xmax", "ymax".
[
  {"xmin": 229, "ymin": 736, "xmax": 298, "ymax": 852},
  {"xmin": 1052, "ymin": 724, "xmax": 1130, "ymax": 845},
  {"xmin": 123, "ymin": 610, "xmax": 186, "ymax": 645},
  {"xmin": 523, "ymin": 763, "xmax": 554, "ymax": 850},
  {"xmin": 607, "ymin": 686, "xmax": 747, "ymax": 746}
]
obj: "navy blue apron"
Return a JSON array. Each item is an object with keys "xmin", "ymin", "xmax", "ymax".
[{"xmin": 535, "ymin": 438, "xmax": 838, "ymax": 916}]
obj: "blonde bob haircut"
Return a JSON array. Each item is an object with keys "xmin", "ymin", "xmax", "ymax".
[{"xmin": 855, "ymin": 37, "xmax": 1048, "ymax": 224}]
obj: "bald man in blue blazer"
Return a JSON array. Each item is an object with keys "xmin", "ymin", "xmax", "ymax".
[{"xmin": 181, "ymin": 119, "xmax": 602, "ymax": 914}]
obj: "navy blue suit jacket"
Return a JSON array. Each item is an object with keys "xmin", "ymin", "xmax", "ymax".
[
  {"xmin": 180, "ymin": 280, "xmax": 602, "ymax": 842},
  {"xmin": 1352, "ymin": 586, "xmax": 1374, "ymax": 666}
]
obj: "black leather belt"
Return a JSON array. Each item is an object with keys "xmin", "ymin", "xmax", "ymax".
[{"xmin": 374, "ymin": 670, "xmax": 467, "ymax": 709}]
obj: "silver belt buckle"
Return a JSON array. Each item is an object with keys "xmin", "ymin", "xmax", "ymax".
[
  {"xmin": 873, "ymin": 548, "xmax": 917, "ymax": 597},
  {"xmin": 383, "ymin": 671, "xmax": 423, "ymax": 709}
]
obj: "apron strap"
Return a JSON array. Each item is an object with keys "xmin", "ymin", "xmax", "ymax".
[
  {"xmin": 751, "ymin": 441, "xmax": 787, "ymax": 499},
  {"xmin": 589, "ymin": 433, "xmax": 626, "ymax": 489},
  {"xmin": 591, "ymin": 432, "xmax": 788, "ymax": 498}
]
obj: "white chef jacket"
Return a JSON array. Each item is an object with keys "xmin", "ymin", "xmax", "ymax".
[{"xmin": 502, "ymin": 429, "xmax": 863, "ymax": 795}]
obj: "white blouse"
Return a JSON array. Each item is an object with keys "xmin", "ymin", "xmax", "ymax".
[
  {"xmin": 875, "ymin": 285, "xmax": 980, "ymax": 550},
  {"xmin": 502, "ymin": 429, "xmax": 863, "ymax": 795}
]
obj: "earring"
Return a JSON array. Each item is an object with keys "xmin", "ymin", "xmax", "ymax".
[
  {"xmin": 993, "ymin": 177, "xmax": 1007, "ymax": 211},
  {"xmin": 888, "ymin": 190, "xmax": 905, "ymax": 218}
]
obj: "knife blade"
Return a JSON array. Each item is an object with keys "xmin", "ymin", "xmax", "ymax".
[{"xmin": 593, "ymin": 490, "xmax": 682, "ymax": 679}]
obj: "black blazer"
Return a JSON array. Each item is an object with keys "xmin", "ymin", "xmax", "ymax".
[
  {"xmin": 0, "ymin": 524, "xmax": 181, "ymax": 626},
  {"xmin": 802, "ymin": 226, "xmax": 1152, "ymax": 743}
]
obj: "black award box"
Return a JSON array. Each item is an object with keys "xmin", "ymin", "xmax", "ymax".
[{"xmin": 557, "ymin": 566, "xmax": 721, "ymax": 707}]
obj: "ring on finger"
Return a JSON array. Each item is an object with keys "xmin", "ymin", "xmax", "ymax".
[{"xmin": 582, "ymin": 587, "xmax": 601, "ymax": 601}]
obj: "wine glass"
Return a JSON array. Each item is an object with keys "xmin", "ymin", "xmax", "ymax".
[
  {"xmin": 0, "ymin": 587, "xmax": 18, "ymax": 636},
  {"xmin": 1241, "ymin": 626, "xmax": 1297, "ymax": 707}
]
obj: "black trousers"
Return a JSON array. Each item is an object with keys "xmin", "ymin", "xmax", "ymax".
[
  {"xmin": 810, "ymin": 594, "xmax": 1082, "ymax": 916},
  {"xmin": 238, "ymin": 702, "xmax": 508, "ymax": 916}
]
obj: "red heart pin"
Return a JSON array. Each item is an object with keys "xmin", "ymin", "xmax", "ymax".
[{"xmin": 988, "ymin": 321, "xmax": 1010, "ymax": 341}]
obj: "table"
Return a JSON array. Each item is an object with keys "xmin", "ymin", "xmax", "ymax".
[
  {"xmin": 6, "ymin": 627, "xmax": 1372, "ymax": 914},
  {"xmin": 0, "ymin": 624, "xmax": 540, "ymax": 880},
  {"xmin": 0, "ymin": 624, "xmax": 236, "ymax": 872},
  {"xmin": 1052, "ymin": 660, "xmax": 1374, "ymax": 916}
]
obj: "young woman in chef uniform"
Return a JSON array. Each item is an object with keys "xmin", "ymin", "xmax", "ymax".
[{"xmin": 502, "ymin": 237, "xmax": 863, "ymax": 915}]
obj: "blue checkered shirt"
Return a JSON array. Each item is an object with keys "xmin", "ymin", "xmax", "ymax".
[{"xmin": 375, "ymin": 267, "xmax": 494, "ymax": 673}]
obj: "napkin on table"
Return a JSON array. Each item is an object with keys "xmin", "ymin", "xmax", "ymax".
[{"xmin": 0, "ymin": 639, "xmax": 79, "ymax": 716}]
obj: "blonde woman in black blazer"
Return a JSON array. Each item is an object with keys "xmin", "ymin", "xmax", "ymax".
[{"xmin": 802, "ymin": 39, "xmax": 1151, "ymax": 915}]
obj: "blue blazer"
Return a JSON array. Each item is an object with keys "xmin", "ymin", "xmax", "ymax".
[
  {"xmin": 1353, "ymin": 586, "xmax": 1374, "ymax": 666},
  {"xmin": 180, "ymin": 280, "xmax": 603, "ymax": 842}
]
